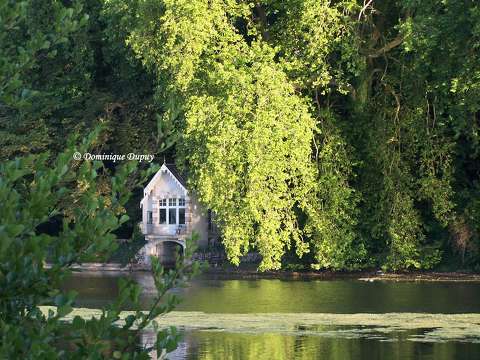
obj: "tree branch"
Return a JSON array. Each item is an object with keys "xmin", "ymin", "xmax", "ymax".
[
  {"xmin": 358, "ymin": 0, "xmax": 374, "ymax": 20},
  {"xmin": 368, "ymin": 36, "xmax": 404, "ymax": 58},
  {"xmin": 254, "ymin": 4, "xmax": 270, "ymax": 41}
]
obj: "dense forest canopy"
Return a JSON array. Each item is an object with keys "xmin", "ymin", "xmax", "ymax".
[{"xmin": 1, "ymin": 0, "xmax": 479, "ymax": 271}]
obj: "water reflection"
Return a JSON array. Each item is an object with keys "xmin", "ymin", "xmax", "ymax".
[
  {"xmin": 62, "ymin": 272, "xmax": 480, "ymax": 359},
  {"xmin": 175, "ymin": 330, "xmax": 479, "ymax": 360}
]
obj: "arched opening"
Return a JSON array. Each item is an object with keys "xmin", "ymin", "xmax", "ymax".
[{"xmin": 156, "ymin": 241, "xmax": 184, "ymax": 268}]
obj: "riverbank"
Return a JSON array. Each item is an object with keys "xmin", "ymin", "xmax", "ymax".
[
  {"xmin": 205, "ymin": 264, "xmax": 480, "ymax": 282},
  {"xmin": 54, "ymin": 262, "xmax": 480, "ymax": 282}
]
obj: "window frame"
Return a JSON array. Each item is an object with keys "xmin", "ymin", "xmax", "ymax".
[
  {"xmin": 158, "ymin": 197, "xmax": 187, "ymax": 226},
  {"xmin": 159, "ymin": 208, "xmax": 167, "ymax": 224},
  {"xmin": 178, "ymin": 197, "xmax": 186, "ymax": 225},
  {"xmin": 159, "ymin": 198, "xmax": 167, "ymax": 224},
  {"xmin": 179, "ymin": 208, "xmax": 186, "ymax": 225},
  {"xmin": 168, "ymin": 207, "xmax": 177, "ymax": 224}
]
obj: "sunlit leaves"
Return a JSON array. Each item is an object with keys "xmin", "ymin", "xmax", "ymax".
[{"xmin": 126, "ymin": 0, "xmax": 318, "ymax": 270}]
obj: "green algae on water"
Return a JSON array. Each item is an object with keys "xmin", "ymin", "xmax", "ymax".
[{"xmin": 40, "ymin": 307, "xmax": 480, "ymax": 343}]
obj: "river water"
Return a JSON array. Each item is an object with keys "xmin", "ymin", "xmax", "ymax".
[{"xmin": 64, "ymin": 272, "xmax": 480, "ymax": 359}]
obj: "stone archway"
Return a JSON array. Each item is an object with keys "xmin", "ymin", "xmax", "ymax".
[{"xmin": 156, "ymin": 241, "xmax": 184, "ymax": 268}]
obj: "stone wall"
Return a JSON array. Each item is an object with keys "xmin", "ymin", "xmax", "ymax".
[{"xmin": 191, "ymin": 251, "xmax": 262, "ymax": 265}]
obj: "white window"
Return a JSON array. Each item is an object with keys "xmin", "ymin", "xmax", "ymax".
[
  {"xmin": 159, "ymin": 198, "xmax": 167, "ymax": 224},
  {"xmin": 159, "ymin": 197, "xmax": 187, "ymax": 225},
  {"xmin": 147, "ymin": 211, "xmax": 153, "ymax": 224},
  {"xmin": 169, "ymin": 208, "xmax": 176, "ymax": 224}
]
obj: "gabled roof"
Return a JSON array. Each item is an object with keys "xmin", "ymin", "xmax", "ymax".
[
  {"xmin": 140, "ymin": 163, "xmax": 188, "ymax": 207},
  {"xmin": 165, "ymin": 163, "xmax": 187, "ymax": 188}
]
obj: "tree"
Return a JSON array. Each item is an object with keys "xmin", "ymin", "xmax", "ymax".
[
  {"xmin": 0, "ymin": 129, "xmax": 199, "ymax": 358},
  {"xmin": 123, "ymin": 0, "xmax": 320, "ymax": 270},
  {"xmin": 352, "ymin": 0, "xmax": 480, "ymax": 269},
  {"xmin": 1, "ymin": 4, "xmax": 197, "ymax": 355},
  {"xmin": 3, "ymin": 0, "xmax": 479, "ymax": 272}
]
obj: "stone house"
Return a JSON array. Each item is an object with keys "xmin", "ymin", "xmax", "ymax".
[{"xmin": 139, "ymin": 163, "xmax": 218, "ymax": 265}]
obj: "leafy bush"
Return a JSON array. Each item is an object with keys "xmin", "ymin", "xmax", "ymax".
[{"xmin": 0, "ymin": 132, "xmax": 199, "ymax": 359}]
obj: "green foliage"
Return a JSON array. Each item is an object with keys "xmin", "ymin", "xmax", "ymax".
[
  {"xmin": 304, "ymin": 112, "xmax": 367, "ymax": 270},
  {"xmin": 0, "ymin": 0, "xmax": 90, "ymax": 157},
  {"xmin": 0, "ymin": 132, "xmax": 200, "ymax": 358},
  {"xmin": 116, "ymin": 0, "xmax": 480, "ymax": 271},
  {"xmin": 269, "ymin": 0, "xmax": 363, "ymax": 94},
  {"xmin": 108, "ymin": 226, "xmax": 146, "ymax": 266},
  {"xmin": 124, "ymin": 0, "xmax": 318, "ymax": 271},
  {"xmin": 2, "ymin": 0, "xmax": 479, "ymax": 272},
  {"xmin": 181, "ymin": 56, "xmax": 317, "ymax": 271},
  {"xmin": 354, "ymin": 0, "xmax": 480, "ymax": 269},
  {"xmin": 0, "ymin": 0, "xmax": 175, "ymax": 162}
]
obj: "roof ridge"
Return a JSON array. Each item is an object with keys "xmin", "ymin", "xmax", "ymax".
[{"xmin": 162, "ymin": 163, "xmax": 187, "ymax": 189}]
